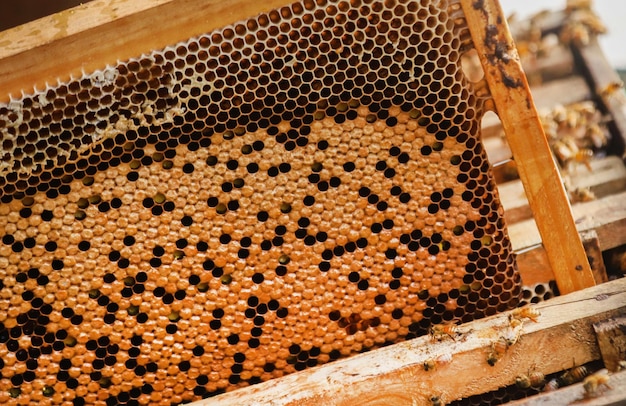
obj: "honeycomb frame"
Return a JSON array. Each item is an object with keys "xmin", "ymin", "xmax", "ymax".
[{"xmin": 0, "ymin": 0, "xmax": 589, "ymax": 404}]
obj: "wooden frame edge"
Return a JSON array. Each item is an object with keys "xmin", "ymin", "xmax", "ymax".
[
  {"xmin": 459, "ymin": 0, "xmax": 595, "ymax": 294},
  {"xmin": 0, "ymin": 0, "xmax": 293, "ymax": 103}
]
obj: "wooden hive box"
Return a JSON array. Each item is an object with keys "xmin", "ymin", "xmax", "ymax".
[{"xmin": 0, "ymin": 0, "xmax": 624, "ymax": 405}]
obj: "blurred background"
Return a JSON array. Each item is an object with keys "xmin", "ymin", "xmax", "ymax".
[
  {"xmin": 0, "ymin": 0, "xmax": 624, "ymax": 72},
  {"xmin": 500, "ymin": 0, "xmax": 626, "ymax": 70}
]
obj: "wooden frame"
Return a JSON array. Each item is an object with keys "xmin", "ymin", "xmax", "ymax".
[{"xmin": 460, "ymin": 0, "xmax": 595, "ymax": 294}]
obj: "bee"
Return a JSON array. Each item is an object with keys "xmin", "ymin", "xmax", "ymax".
[
  {"xmin": 511, "ymin": 306, "xmax": 541, "ymax": 323},
  {"xmin": 599, "ymin": 81, "xmax": 624, "ymax": 99},
  {"xmin": 560, "ymin": 7, "xmax": 607, "ymax": 47},
  {"xmin": 569, "ymin": 187, "xmax": 596, "ymax": 203},
  {"xmin": 560, "ymin": 21, "xmax": 590, "ymax": 47},
  {"xmin": 423, "ymin": 359, "xmax": 437, "ymax": 371},
  {"xmin": 585, "ymin": 123, "xmax": 608, "ymax": 149},
  {"xmin": 598, "ymin": 81, "xmax": 626, "ymax": 104},
  {"xmin": 430, "ymin": 324, "xmax": 458, "ymax": 341},
  {"xmin": 566, "ymin": 0, "xmax": 593, "ymax": 12},
  {"xmin": 517, "ymin": 365, "xmax": 545, "ymax": 389},
  {"xmin": 543, "ymin": 378, "xmax": 560, "ymax": 392},
  {"xmin": 529, "ymin": 370, "xmax": 546, "ymax": 388},
  {"xmin": 573, "ymin": 148, "xmax": 594, "ymax": 172},
  {"xmin": 423, "ymin": 353, "xmax": 452, "ymax": 371},
  {"xmin": 515, "ymin": 374, "xmax": 531, "ymax": 389},
  {"xmin": 430, "ymin": 395, "xmax": 444, "ymax": 406},
  {"xmin": 509, "ymin": 317, "xmax": 523, "ymax": 329},
  {"xmin": 560, "ymin": 365, "xmax": 588, "ymax": 385},
  {"xmin": 487, "ymin": 337, "xmax": 509, "ymax": 366},
  {"xmin": 583, "ymin": 369, "xmax": 611, "ymax": 397},
  {"xmin": 553, "ymin": 138, "xmax": 593, "ymax": 171}
]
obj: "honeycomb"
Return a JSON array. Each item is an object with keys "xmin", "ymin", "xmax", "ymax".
[
  {"xmin": 0, "ymin": 0, "xmax": 521, "ymax": 404},
  {"xmin": 520, "ymin": 281, "xmax": 559, "ymax": 306}
]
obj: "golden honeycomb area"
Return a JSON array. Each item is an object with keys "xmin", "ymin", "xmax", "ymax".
[{"xmin": 0, "ymin": 0, "xmax": 521, "ymax": 404}]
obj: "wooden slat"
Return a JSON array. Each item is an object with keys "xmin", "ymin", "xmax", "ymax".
[
  {"xmin": 507, "ymin": 10, "xmax": 565, "ymax": 38},
  {"xmin": 593, "ymin": 316, "xmax": 626, "ymax": 373},
  {"xmin": 505, "ymin": 368, "xmax": 626, "ymax": 406},
  {"xmin": 516, "ymin": 248, "xmax": 553, "ymax": 286},
  {"xmin": 460, "ymin": 0, "xmax": 594, "ymax": 294},
  {"xmin": 514, "ymin": 231, "xmax": 608, "ymax": 287},
  {"xmin": 0, "ymin": 0, "xmax": 293, "ymax": 103},
  {"xmin": 566, "ymin": 156, "xmax": 626, "ymax": 200},
  {"xmin": 529, "ymin": 75, "xmax": 592, "ymax": 110},
  {"xmin": 196, "ymin": 278, "xmax": 626, "ymax": 406},
  {"xmin": 509, "ymin": 190, "xmax": 626, "ymax": 253},
  {"xmin": 581, "ymin": 230, "xmax": 608, "ymax": 284},
  {"xmin": 499, "ymin": 156, "xmax": 626, "ymax": 224},
  {"xmin": 510, "ymin": 190, "xmax": 626, "ymax": 285}
]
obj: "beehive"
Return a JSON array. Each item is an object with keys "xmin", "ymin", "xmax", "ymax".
[{"xmin": 0, "ymin": 0, "xmax": 540, "ymax": 404}]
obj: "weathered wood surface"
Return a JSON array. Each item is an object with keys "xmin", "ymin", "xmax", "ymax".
[
  {"xmin": 460, "ymin": 0, "xmax": 594, "ymax": 294},
  {"xmin": 0, "ymin": 0, "xmax": 293, "ymax": 103},
  {"xmin": 593, "ymin": 316, "xmax": 626, "ymax": 373},
  {"xmin": 193, "ymin": 277, "xmax": 626, "ymax": 406},
  {"xmin": 495, "ymin": 156, "xmax": 625, "ymax": 286},
  {"xmin": 505, "ymin": 368, "xmax": 626, "ymax": 406},
  {"xmin": 510, "ymin": 190, "xmax": 626, "ymax": 285},
  {"xmin": 509, "ymin": 190, "xmax": 626, "ymax": 254},
  {"xmin": 498, "ymin": 156, "xmax": 626, "ymax": 225},
  {"xmin": 581, "ymin": 230, "xmax": 608, "ymax": 284}
]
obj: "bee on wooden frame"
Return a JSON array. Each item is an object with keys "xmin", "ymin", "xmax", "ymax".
[
  {"xmin": 583, "ymin": 369, "xmax": 611, "ymax": 398},
  {"xmin": 430, "ymin": 323, "xmax": 458, "ymax": 341}
]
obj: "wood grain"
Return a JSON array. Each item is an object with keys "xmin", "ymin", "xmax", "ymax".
[
  {"xmin": 460, "ymin": 0, "xmax": 595, "ymax": 294},
  {"xmin": 498, "ymin": 156, "xmax": 626, "ymax": 225},
  {"xmin": 510, "ymin": 190, "xmax": 626, "ymax": 285},
  {"xmin": 593, "ymin": 316, "xmax": 626, "ymax": 373}
]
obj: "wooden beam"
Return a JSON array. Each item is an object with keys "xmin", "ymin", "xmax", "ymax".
[
  {"xmin": 194, "ymin": 278, "xmax": 626, "ymax": 406},
  {"xmin": 460, "ymin": 0, "xmax": 595, "ymax": 294},
  {"xmin": 509, "ymin": 190, "xmax": 626, "ymax": 253},
  {"xmin": 0, "ymin": 0, "xmax": 293, "ymax": 103},
  {"xmin": 509, "ymin": 191, "xmax": 626, "ymax": 285},
  {"xmin": 593, "ymin": 316, "xmax": 626, "ymax": 373},
  {"xmin": 581, "ymin": 230, "xmax": 608, "ymax": 284},
  {"xmin": 498, "ymin": 156, "xmax": 626, "ymax": 225},
  {"xmin": 505, "ymin": 368, "xmax": 626, "ymax": 406}
]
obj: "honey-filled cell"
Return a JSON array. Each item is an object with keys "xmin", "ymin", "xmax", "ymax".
[{"xmin": 0, "ymin": 0, "xmax": 520, "ymax": 404}]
